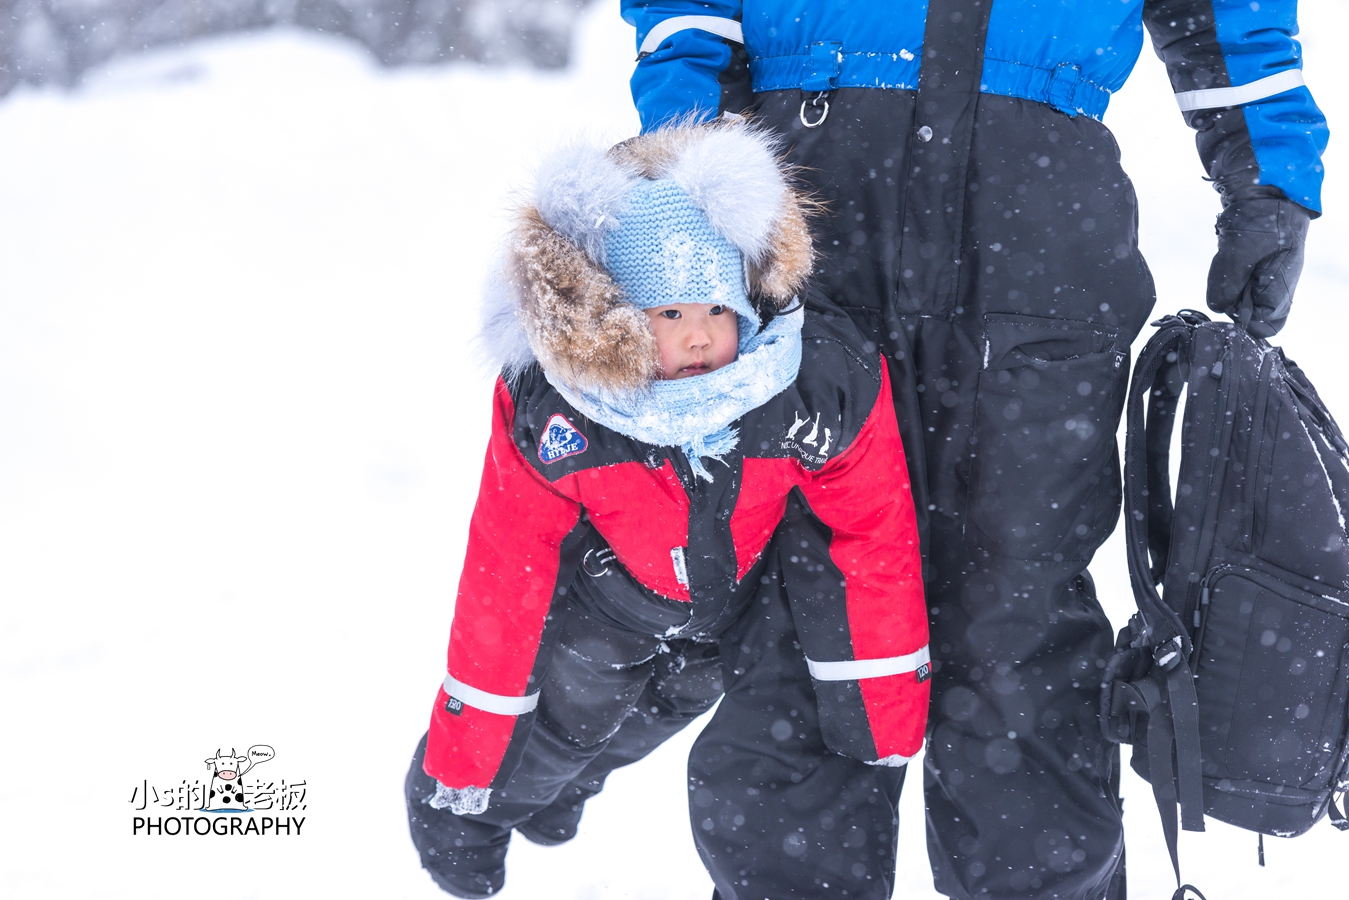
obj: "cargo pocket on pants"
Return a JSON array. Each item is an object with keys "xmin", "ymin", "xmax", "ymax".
[{"xmin": 965, "ymin": 313, "xmax": 1128, "ymax": 561}]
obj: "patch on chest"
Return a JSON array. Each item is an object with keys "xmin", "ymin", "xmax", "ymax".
[
  {"xmin": 781, "ymin": 410, "xmax": 838, "ymax": 466},
  {"xmin": 539, "ymin": 414, "xmax": 588, "ymax": 464}
]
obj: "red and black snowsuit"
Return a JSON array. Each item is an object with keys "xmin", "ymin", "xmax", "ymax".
[
  {"xmin": 430, "ymin": 305, "xmax": 926, "ymax": 780},
  {"xmin": 407, "ymin": 308, "xmax": 929, "ymax": 899}
]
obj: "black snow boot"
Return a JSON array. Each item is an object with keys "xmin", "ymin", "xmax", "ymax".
[{"xmin": 405, "ymin": 735, "xmax": 510, "ymax": 898}]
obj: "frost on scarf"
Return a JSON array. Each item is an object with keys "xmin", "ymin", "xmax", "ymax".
[{"xmin": 555, "ymin": 308, "xmax": 804, "ymax": 481}]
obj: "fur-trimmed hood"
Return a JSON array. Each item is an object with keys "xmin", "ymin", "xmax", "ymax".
[{"xmin": 480, "ymin": 119, "xmax": 815, "ymax": 395}]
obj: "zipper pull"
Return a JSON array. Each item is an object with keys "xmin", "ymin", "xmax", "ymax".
[
  {"xmin": 1210, "ymin": 345, "xmax": 1229, "ymax": 379},
  {"xmin": 1194, "ymin": 583, "xmax": 1212, "ymax": 631}
]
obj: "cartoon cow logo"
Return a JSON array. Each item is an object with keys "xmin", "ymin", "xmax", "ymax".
[{"xmin": 201, "ymin": 745, "xmax": 275, "ymax": 813}]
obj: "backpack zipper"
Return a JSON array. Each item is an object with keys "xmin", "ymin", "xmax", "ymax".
[
  {"xmin": 1238, "ymin": 350, "xmax": 1276, "ymax": 553},
  {"xmin": 1183, "ymin": 337, "xmax": 1239, "ymax": 654}
]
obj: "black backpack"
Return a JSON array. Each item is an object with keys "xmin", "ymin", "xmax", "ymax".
[{"xmin": 1101, "ymin": 311, "xmax": 1349, "ymax": 899}]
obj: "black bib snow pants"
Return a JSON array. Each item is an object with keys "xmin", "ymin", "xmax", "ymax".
[{"xmin": 746, "ymin": 83, "xmax": 1155, "ymax": 900}]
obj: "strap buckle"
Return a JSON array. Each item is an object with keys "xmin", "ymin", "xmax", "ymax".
[
  {"xmin": 1154, "ymin": 635, "xmax": 1185, "ymax": 671},
  {"xmin": 582, "ymin": 547, "xmax": 616, "ymax": 577}
]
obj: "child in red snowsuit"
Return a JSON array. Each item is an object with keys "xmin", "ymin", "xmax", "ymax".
[{"xmin": 406, "ymin": 120, "xmax": 929, "ymax": 900}]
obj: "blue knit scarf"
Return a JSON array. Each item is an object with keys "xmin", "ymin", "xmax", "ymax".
[{"xmin": 554, "ymin": 308, "xmax": 804, "ymax": 481}]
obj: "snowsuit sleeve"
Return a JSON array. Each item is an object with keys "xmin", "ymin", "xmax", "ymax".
[
  {"xmin": 786, "ymin": 360, "xmax": 930, "ymax": 762},
  {"xmin": 423, "ymin": 377, "xmax": 584, "ymax": 790},
  {"xmin": 1142, "ymin": 0, "xmax": 1328, "ymax": 212},
  {"xmin": 622, "ymin": 0, "xmax": 744, "ymax": 132}
]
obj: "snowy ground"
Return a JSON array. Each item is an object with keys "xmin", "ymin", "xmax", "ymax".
[{"xmin": 1, "ymin": 3, "xmax": 1346, "ymax": 897}]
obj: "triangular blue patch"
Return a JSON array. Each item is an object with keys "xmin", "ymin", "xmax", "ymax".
[{"xmin": 538, "ymin": 414, "xmax": 588, "ymax": 464}]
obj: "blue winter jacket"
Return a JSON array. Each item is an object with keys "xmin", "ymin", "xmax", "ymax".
[{"xmin": 622, "ymin": 0, "xmax": 1327, "ymax": 212}]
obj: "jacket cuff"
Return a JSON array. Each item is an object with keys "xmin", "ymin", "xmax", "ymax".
[{"xmin": 428, "ymin": 782, "xmax": 492, "ymax": 815}]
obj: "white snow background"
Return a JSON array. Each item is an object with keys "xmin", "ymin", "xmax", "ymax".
[{"xmin": 1, "ymin": 2, "xmax": 1346, "ymax": 897}]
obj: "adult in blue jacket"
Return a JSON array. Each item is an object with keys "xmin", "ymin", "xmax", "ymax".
[{"xmin": 618, "ymin": 2, "xmax": 1327, "ymax": 900}]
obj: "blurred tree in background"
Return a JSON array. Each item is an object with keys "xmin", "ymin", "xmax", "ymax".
[{"xmin": 0, "ymin": 0, "xmax": 593, "ymax": 95}]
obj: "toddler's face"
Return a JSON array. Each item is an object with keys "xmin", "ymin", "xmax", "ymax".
[{"xmin": 643, "ymin": 303, "xmax": 739, "ymax": 379}]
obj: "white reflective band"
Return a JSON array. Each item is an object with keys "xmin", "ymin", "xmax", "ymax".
[
  {"xmin": 443, "ymin": 674, "xmax": 539, "ymax": 717},
  {"xmin": 638, "ymin": 16, "xmax": 744, "ymax": 56},
  {"xmin": 1174, "ymin": 69, "xmax": 1305, "ymax": 112},
  {"xmin": 806, "ymin": 646, "xmax": 931, "ymax": 682}
]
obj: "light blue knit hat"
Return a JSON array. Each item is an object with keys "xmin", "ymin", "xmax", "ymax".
[
  {"xmin": 483, "ymin": 120, "xmax": 816, "ymax": 396},
  {"xmin": 602, "ymin": 179, "xmax": 759, "ymax": 332}
]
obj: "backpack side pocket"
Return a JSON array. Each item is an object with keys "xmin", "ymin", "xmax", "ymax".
[{"xmin": 1195, "ymin": 565, "xmax": 1349, "ymax": 792}]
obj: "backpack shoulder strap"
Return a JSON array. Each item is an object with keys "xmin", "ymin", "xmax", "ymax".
[
  {"xmin": 1123, "ymin": 314, "xmax": 1210, "ymax": 865},
  {"xmin": 1124, "ymin": 313, "xmax": 1198, "ymax": 648}
]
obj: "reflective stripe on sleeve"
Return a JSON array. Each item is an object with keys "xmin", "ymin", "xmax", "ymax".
[
  {"xmin": 638, "ymin": 15, "xmax": 744, "ymax": 57},
  {"xmin": 443, "ymin": 673, "xmax": 539, "ymax": 717},
  {"xmin": 1175, "ymin": 69, "xmax": 1306, "ymax": 112},
  {"xmin": 805, "ymin": 645, "xmax": 931, "ymax": 682}
]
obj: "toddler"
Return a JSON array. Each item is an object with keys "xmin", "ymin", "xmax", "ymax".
[{"xmin": 405, "ymin": 120, "xmax": 929, "ymax": 900}]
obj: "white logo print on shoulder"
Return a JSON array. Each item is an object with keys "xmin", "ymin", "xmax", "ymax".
[{"xmin": 782, "ymin": 410, "xmax": 837, "ymax": 465}]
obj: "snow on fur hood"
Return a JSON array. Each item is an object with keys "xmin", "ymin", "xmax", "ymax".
[{"xmin": 480, "ymin": 118, "xmax": 815, "ymax": 395}]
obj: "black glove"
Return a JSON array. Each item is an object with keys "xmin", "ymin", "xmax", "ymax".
[{"xmin": 1206, "ymin": 187, "xmax": 1312, "ymax": 338}]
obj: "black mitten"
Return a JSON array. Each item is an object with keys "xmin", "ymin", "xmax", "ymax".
[{"xmin": 1206, "ymin": 187, "xmax": 1312, "ymax": 338}]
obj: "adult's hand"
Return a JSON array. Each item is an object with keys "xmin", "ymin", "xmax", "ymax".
[{"xmin": 1206, "ymin": 189, "xmax": 1312, "ymax": 338}]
